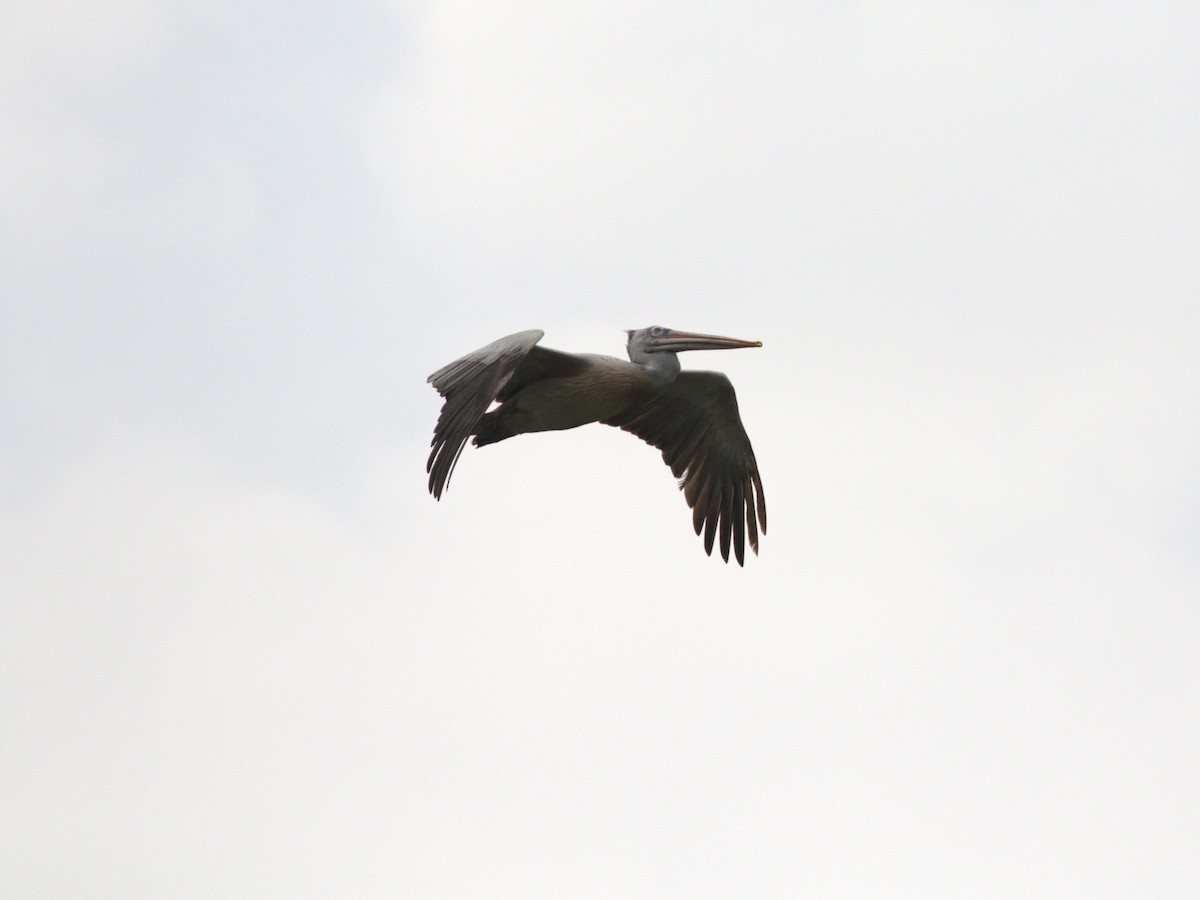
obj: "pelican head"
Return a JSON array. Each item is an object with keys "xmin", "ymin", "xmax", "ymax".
[{"xmin": 626, "ymin": 326, "xmax": 762, "ymax": 378}]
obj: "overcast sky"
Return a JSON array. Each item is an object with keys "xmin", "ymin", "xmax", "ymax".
[{"xmin": 3, "ymin": 2, "xmax": 1198, "ymax": 896}]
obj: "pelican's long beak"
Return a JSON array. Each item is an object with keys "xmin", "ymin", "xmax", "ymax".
[{"xmin": 647, "ymin": 329, "xmax": 763, "ymax": 353}]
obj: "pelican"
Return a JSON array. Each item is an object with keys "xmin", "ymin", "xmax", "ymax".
[{"xmin": 426, "ymin": 327, "xmax": 766, "ymax": 565}]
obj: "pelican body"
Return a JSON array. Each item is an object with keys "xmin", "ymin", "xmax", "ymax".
[{"xmin": 427, "ymin": 327, "xmax": 766, "ymax": 564}]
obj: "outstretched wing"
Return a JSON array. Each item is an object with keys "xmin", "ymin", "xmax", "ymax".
[
  {"xmin": 603, "ymin": 371, "xmax": 766, "ymax": 565},
  {"xmin": 426, "ymin": 330, "xmax": 590, "ymax": 498},
  {"xmin": 426, "ymin": 330, "xmax": 543, "ymax": 498}
]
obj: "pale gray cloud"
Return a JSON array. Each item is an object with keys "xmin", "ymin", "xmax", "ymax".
[{"xmin": 3, "ymin": 1, "xmax": 1198, "ymax": 896}]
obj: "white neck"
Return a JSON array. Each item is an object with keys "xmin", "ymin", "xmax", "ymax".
[{"xmin": 638, "ymin": 351, "xmax": 681, "ymax": 383}]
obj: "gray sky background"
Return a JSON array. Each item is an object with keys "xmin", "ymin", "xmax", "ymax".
[{"xmin": 3, "ymin": 2, "xmax": 1198, "ymax": 896}]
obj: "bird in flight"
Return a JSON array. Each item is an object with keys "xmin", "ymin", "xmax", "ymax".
[{"xmin": 426, "ymin": 327, "xmax": 766, "ymax": 564}]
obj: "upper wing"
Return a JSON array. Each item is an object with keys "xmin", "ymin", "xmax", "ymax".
[
  {"xmin": 426, "ymin": 329, "xmax": 542, "ymax": 498},
  {"xmin": 426, "ymin": 330, "xmax": 589, "ymax": 498},
  {"xmin": 602, "ymin": 371, "xmax": 766, "ymax": 565}
]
